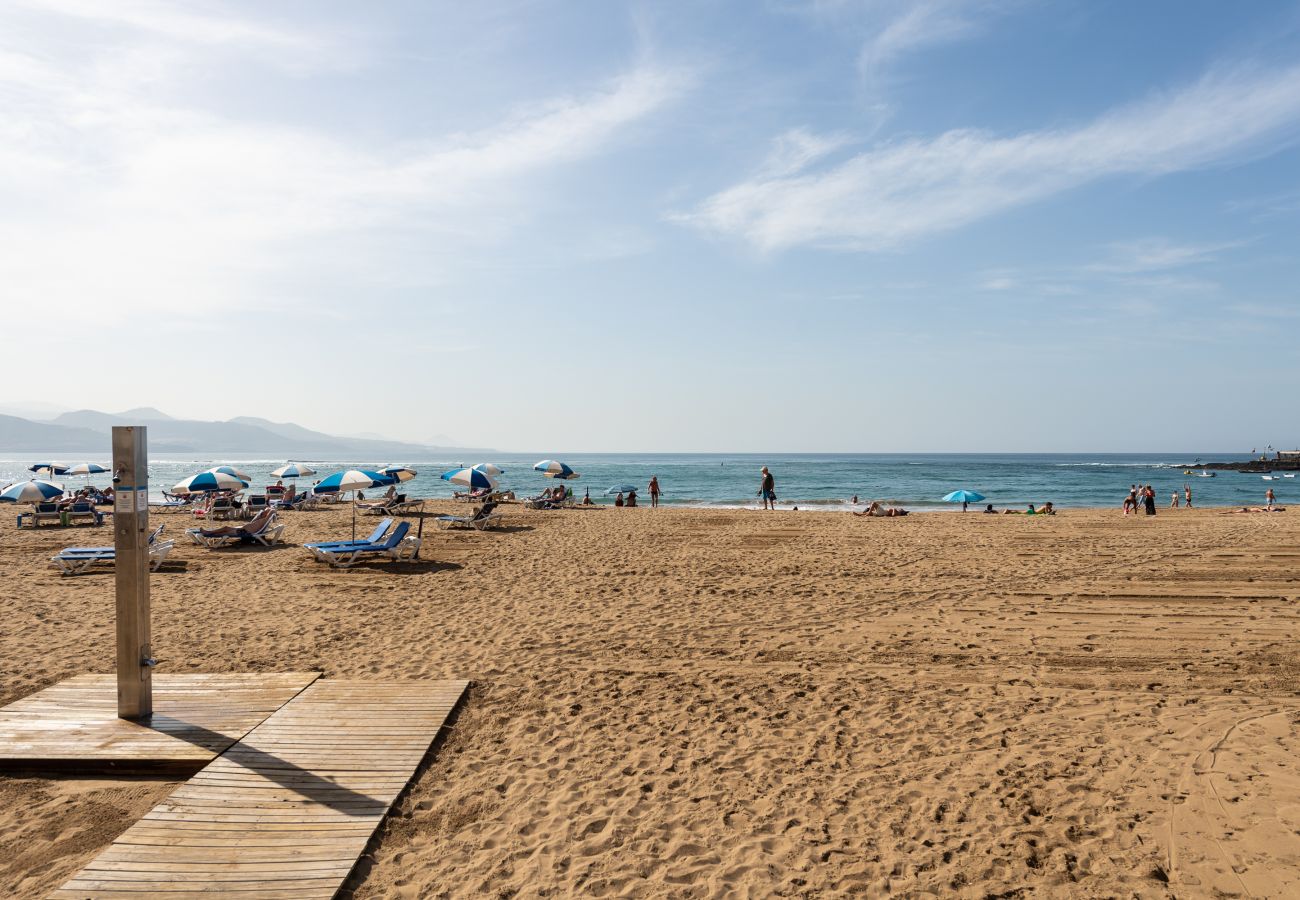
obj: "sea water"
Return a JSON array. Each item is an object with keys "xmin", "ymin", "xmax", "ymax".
[{"xmin": 0, "ymin": 453, "xmax": 1284, "ymax": 510}]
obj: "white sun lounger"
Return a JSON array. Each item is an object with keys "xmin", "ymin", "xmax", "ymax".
[
  {"xmin": 435, "ymin": 503, "xmax": 503, "ymax": 531},
  {"xmin": 186, "ymin": 512, "xmax": 285, "ymax": 549},
  {"xmin": 52, "ymin": 539, "xmax": 176, "ymax": 575}
]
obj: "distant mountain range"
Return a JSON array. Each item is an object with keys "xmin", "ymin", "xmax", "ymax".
[{"xmin": 0, "ymin": 408, "xmax": 488, "ymax": 456}]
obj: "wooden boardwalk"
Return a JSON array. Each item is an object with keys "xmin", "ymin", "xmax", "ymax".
[
  {"xmin": 52, "ymin": 679, "xmax": 469, "ymax": 899},
  {"xmin": 0, "ymin": 673, "xmax": 319, "ymax": 773}
]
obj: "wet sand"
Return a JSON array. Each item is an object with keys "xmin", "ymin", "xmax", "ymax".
[{"xmin": 1, "ymin": 503, "xmax": 1298, "ymax": 897}]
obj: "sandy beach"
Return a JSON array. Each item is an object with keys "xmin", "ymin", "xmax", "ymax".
[{"xmin": 1, "ymin": 502, "xmax": 1298, "ymax": 897}]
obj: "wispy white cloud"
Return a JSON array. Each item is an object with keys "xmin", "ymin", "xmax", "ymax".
[
  {"xmin": 856, "ymin": 1, "xmax": 990, "ymax": 86},
  {"xmin": 11, "ymin": 0, "xmax": 327, "ymax": 54},
  {"xmin": 978, "ymin": 237, "xmax": 1232, "ymax": 299},
  {"xmin": 1084, "ymin": 238, "xmax": 1246, "ymax": 274},
  {"xmin": 0, "ymin": 3, "xmax": 690, "ymax": 317},
  {"xmin": 678, "ymin": 64, "xmax": 1300, "ymax": 252}
]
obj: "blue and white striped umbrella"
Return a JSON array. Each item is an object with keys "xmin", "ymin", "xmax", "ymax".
[
  {"xmin": 207, "ymin": 465, "xmax": 252, "ymax": 481},
  {"xmin": 314, "ymin": 469, "xmax": 396, "ymax": 494},
  {"xmin": 441, "ymin": 468, "xmax": 497, "ymax": 491},
  {"xmin": 270, "ymin": 463, "xmax": 315, "ymax": 479},
  {"xmin": 380, "ymin": 465, "xmax": 418, "ymax": 483},
  {"xmin": 173, "ymin": 471, "xmax": 249, "ymax": 494},
  {"xmin": 605, "ymin": 484, "xmax": 638, "ymax": 495},
  {"xmin": 29, "ymin": 462, "xmax": 69, "ymax": 476},
  {"xmin": 0, "ymin": 479, "xmax": 65, "ymax": 503},
  {"xmin": 66, "ymin": 463, "xmax": 108, "ymax": 476},
  {"xmin": 473, "ymin": 463, "xmax": 505, "ymax": 477},
  {"xmin": 534, "ymin": 459, "xmax": 579, "ymax": 480}
]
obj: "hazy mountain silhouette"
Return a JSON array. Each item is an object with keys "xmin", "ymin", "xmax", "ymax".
[{"xmin": 2, "ymin": 410, "xmax": 487, "ymax": 456}]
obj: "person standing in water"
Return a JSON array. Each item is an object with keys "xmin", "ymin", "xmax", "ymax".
[
  {"xmin": 648, "ymin": 476, "xmax": 660, "ymax": 508},
  {"xmin": 759, "ymin": 467, "xmax": 776, "ymax": 510},
  {"xmin": 1184, "ymin": 483, "xmax": 1193, "ymax": 508}
]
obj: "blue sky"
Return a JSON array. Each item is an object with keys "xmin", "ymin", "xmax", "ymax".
[{"xmin": 2, "ymin": 1, "xmax": 1298, "ymax": 452}]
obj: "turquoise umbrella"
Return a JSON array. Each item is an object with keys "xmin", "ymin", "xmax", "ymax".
[{"xmin": 943, "ymin": 489, "xmax": 985, "ymax": 511}]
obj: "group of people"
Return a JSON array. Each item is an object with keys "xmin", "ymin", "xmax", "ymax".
[
  {"xmin": 1123, "ymin": 484, "xmax": 1162, "ymax": 516},
  {"xmin": 1124, "ymin": 481, "xmax": 1284, "ymax": 515},
  {"xmin": 606, "ymin": 476, "xmax": 662, "ymax": 509},
  {"xmin": 59, "ymin": 485, "xmax": 114, "ymax": 508}
]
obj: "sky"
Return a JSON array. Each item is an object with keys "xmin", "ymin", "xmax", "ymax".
[{"xmin": 2, "ymin": 0, "xmax": 1298, "ymax": 453}]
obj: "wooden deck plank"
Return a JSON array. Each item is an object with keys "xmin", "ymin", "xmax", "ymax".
[
  {"xmin": 0, "ymin": 673, "xmax": 320, "ymax": 773},
  {"xmin": 54, "ymin": 679, "xmax": 468, "ymax": 899}
]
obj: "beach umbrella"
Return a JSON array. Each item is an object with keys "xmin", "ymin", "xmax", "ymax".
[
  {"xmin": 0, "ymin": 479, "xmax": 64, "ymax": 503},
  {"xmin": 604, "ymin": 484, "xmax": 638, "ymax": 495},
  {"xmin": 314, "ymin": 469, "xmax": 396, "ymax": 494},
  {"xmin": 270, "ymin": 463, "xmax": 315, "ymax": 479},
  {"xmin": 441, "ymin": 468, "xmax": 498, "ymax": 491},
  {"xmin": 472, "ymin": 463, "xmax": 505, "ymax": 477},
  {"xmin": 207, "ymin": 465, "xmax": 252, "ymax": 481},
  {"xmin": 380, "ymin": 465, "xmax": 418, "ymax": 483},
  {"xmin": 29, "ymin": 462, "xmax": 69, "ymax": 477},
  {"xmin": 942, "ymin": 489, "xmax": 985, "ymax": 510},
  {"xmin": 315, "ymin": 469, "xmax": 398, "ymax": 540},
  {"xmin": 66, "ymin": 463, "xmax": 108, "ymax": 477},
  {"xmin": 66, "ymin": 462, "xmax": 109, "ymax": 488},
  {"xmin": 173, "ymin": 471, "xmax": 249, "ymax": 495},
  {"xmin": 534, "ymin": 459, "xmax": 579, "ymax": 480}
]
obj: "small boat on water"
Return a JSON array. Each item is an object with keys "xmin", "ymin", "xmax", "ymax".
[
  {"xmin": 1262, "ymin": 475, "xmax": 1275, "ymax": 480},
  {"xmin": 1195, "ymin": 471, "xmax": 1215, "ymax": 478}
]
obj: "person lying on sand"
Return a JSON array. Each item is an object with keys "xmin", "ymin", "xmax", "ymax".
[
  {"xmin": 195, "ymin": 507, "xmax": 274, "ymax": 538},
  {"xmin": 853, "ymin": 501, "xmax": 908, "ymax": 517},
  {"xmin": 1225, "ymin": 506, "xmax": 1287, "ymax": 514}
]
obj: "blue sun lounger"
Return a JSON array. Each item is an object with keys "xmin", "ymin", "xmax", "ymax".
[
  {"xmin": 306, "ymin": 521, "xmax": 419, "ymax": 568},
  {"xmin": 303, "ymin": 519, "xmax": 393, "ymax": 553}
]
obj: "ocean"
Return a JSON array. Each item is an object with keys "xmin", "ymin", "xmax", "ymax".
[{"xmin": 1, "ymin": 453, "xmax": 1287, "ymax": 510}]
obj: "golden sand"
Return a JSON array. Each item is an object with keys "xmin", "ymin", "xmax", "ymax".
[{"xmin": 1, "ymin": 503, "xmax": 1298, "ymax": 897}]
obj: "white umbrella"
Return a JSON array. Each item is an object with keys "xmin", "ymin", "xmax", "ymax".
[{"xmin": 271, "ymin": 463, "xmax": 315, "ymax": 479}]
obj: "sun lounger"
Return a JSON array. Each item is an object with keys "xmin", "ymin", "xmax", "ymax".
[
  {"xmin": 61, "ymin": 525, "xmax": 166, "ymax": 556},
  {"xmin": 303, "ymin": 518, "xmax": 393, "ymax": 552},
  {"xmin": 186, "ymin": 512, "xmax": 285, "ymax": 549},
  {"xmin": 435, "ymin": 502, "xmax": 503, "ymax": 531},
  {"xmin": 453, "ymin": 489, "xmax": 492, "ymax": 503},
  {"xmin": 206, "ymin": 497, "xmax": 239, "ymax": 521},
  {"xmin": 307, "ymin": 521, "xmax": 418, "ymax": 568},
  {"xmin": 52, "ymin": 538, "xmax": 175, "ymax": 575},
  {"xmin": 243, "ymin": 495, "xmax": 269, "ymax": 518},
  {"xmin": 27, "ymin": 502, "xmax": 64, "ymax": 527},
  {"xmin": 65, "ymin": 501, "xmax": 103, "ymax": 526}
]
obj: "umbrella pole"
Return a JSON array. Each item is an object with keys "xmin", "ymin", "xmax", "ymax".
[{"xmin": 352, "ymin": 491, "xmax": 357, "ymax": 541}]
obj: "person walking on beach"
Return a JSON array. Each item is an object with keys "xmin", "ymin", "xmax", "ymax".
[
  {"xmin": 1184, "ymin": 483, "xmax": 1193, "ymax": 508},
  {"xmin": 1171, "ymin": 491, "xmax": 1180, "ymax": 509},
  {"xmin": 1143, "ymin": 485, "xmax": 1156, "ymax": 516},
  {"xmin": 759, "ymin": 467, "xmax": 776, "ymax": 510},
  {"xmin": 648, "ymin": 476, "xmax": 660, "ymax": 508},
  {"xmin": 1266, "ymin": 487, "xmax": 1276, "ymax": 510}
]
